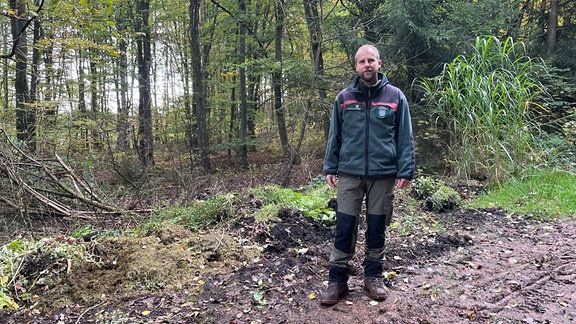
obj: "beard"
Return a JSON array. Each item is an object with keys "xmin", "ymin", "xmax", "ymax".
[{"xmin": 359, "ymin": 70, "xmax": 379, "ymax": 85}]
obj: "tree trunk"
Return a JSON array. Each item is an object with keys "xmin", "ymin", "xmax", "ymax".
[
  {"xmin": 43, "ymin": 36, "xmax": 55, "ymax": 121},
  {"xmin": 135, "ymin": 0, "xmax": 154, "ymax": 167},
  {"xmin": 116, "ymin": 38, "xmax": 130, "ymax": 151},
  {"xmin": 11, "ymin": 0, "xmax": 35, "ymax": 151},
  {"xmin": 227, "ymin": 76, "xmax": 236, "ymax": 165},
  {"xmin": 303, "ymin": 0, "xmax": 329, "ymax": 141},
  {"xmin": 274, "ymin": 0, "xmax": 290, "ymax": 158},
  {"xmin": 238, "ymin": 0, "xmax": 248, "ymax": 169},
  {"xmin": 89, "ymin": 59, "xmax": 100, "ymax": 149},
  {"xmin": 546, "ymin": 0, "xmax": 558, "ymax": 57},
  {"xmin": 247, "ymin": 75, "xmax": 259, "ymax": 152},
  {"xmin": 190, "ymin": 0, "xmax": 211, "ymax": 173}
]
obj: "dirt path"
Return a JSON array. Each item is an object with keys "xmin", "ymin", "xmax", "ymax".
[
  {"xmin": 1, "ymin": 208, "xmax": 575, "ymax": 323},
  {"xmin": 194, "ymin": 208, "xmax": 575, "ymax": 324}
]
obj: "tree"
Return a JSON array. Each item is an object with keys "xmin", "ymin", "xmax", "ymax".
[
  {"xmin": 238, "ymin": 0, "xmax": 248, "ymax": 169},
  {"xmin": 134, "ymin": 0, "xmax": 154, "ymax": 167},
  {"xmin": 10, "ymin": 0, "xmax": 35, "ymax": 150},
  {"xmin": 303, "ymin": 0, "xmax": 330, "ymax": 140},
  {"xmin": 546, "ymin": 0, "xmax": 558, "ymax": 58},
  {"xmin": 274, "ymin": 0, "xmax": 290, "ymax": 159},
  {"xmin": 190, "ymin": 0, "xmax": 212, "ymax": 173},
  {"xmin": 113, "ymin": 1, "xmax": 132, "ymax": 152}
]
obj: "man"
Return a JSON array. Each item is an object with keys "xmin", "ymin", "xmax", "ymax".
[{"xmin": 321, "ymin": 44, "xmax": 415, "ymax": 305}]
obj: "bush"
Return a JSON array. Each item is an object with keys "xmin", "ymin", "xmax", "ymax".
[{"xmin": 411, "ymin": 176, "xmax": 461, "ymax": 212}]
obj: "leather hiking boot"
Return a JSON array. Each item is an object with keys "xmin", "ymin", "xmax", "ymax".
[
  {"xmin": 364, "ymin": 277, "xmax": 389, "ymax": 301},
  {"xmin": 320, "ymin": 281, "xmax": 348, "ymax": 305}
]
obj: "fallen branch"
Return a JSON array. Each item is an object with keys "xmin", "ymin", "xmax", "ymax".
[{"xmin": 0, "ymin": 129, "xmax": 123, "ymax": 217}]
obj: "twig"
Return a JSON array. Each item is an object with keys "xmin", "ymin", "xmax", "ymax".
[{"xmin": 75, "ymin": 301, "xmax": 107, "ymax": 324}]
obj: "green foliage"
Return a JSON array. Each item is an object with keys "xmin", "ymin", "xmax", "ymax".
[
  {"xmin": 467, "ymin": 169, "xmax": 576, "ymax": 220},
  {"xmin": 426, "ymin": 186, "xmax": 461, "ymax": 213},
  {"xmin": 247, "ymin": 181, "xmax": 336, "ymax": 224},
  {"xmin": 420, "ymin": 36, "xmax": 549, "ymax": 183},
  {"xmin": 0, "ymin": 237, "xmax": 101, "ymax": 310},
  {"xmin": 410, "ymin": 176, "xmax": 443, "ymax": 200},
  {"xmin": 411, "ymin": 176, "xmax": 461, "ymax": 212},
  {"xmin": 150, "ymin": 194, "xmax": 237, "ymax": 232}
]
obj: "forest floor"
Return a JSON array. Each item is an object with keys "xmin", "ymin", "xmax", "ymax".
[{"xmin": 0, "ymin": 156, "xmax": 575, "ymax": 323}]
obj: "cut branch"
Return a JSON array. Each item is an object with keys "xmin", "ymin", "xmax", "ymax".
[{"xmin": 0, "ymin": 129, "xmax": 122, "ymax": 217}]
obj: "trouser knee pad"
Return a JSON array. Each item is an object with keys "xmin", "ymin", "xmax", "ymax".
[
  {"xmin": 366, "ymin": 214, "xmax": 386, "ymax": 249},
  {"xmin": 334, "ymin": 212, "xmax": 357, "ymax": 254}
]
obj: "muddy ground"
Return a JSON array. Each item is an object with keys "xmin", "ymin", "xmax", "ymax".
[{"xmin": 0, "ymin": 160, "xmax": 575, "ymax": 323}]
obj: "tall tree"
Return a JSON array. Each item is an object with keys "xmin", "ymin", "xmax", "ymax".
[
  {"xmin": 190, "ymin": 0, "xmax": 211, "ymax": 173},
  {"xmin": 114, "ymin": 1, "xmax": 132, "ymax": 151},
  {"xmin": 274, "ymin": 0, "xmax": 290, "ymax": 159},
  {"xmin": 546, "ymin": 0, "xmax": 558, "ymax": 58},
  {"xmin": 303, "ymin": 0, "xmax": 330, "ymax": 140},
  {"xmin": 238, "ymin": 0, "xmax": 248, "ymax": 169},
  {"xmin": 10, "ymin": 0, "xmax": 35, "ymax": 150},
  {"xmin": 134, "ymin": 0, "xmax": 154, "ymax": 167}
]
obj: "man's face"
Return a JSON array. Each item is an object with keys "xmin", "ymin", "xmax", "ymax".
[{"xmin": 355, "ymin": 48, "xmax": 381, "ymax": 86}]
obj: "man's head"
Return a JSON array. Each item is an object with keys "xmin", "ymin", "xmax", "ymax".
[{"xmin": 354, "ymin": 45, "xmax": 382, "ymax": 86}]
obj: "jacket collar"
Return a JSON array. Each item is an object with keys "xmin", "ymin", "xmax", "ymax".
[{"xmin": 349, "ymin": 72, "xmax": 389, "ymax": 95}]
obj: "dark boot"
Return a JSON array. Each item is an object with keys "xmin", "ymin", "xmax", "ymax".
[
  {"xmin": 320, "ymin": 281, "xmax": 348, "ymax": 305},
  {"xmin": 364, "ymin": 277, "xmax": 388, "ymax": 301}
]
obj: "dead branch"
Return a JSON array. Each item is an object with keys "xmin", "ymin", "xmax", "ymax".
[{"xmin": 0, "ymin": 129, "xmax": 122, "ymax": 217}]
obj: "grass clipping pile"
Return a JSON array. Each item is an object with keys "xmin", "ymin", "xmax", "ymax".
[{"xmin": 3, "ymin": 225, "xmax": 261, "ymax": 311}]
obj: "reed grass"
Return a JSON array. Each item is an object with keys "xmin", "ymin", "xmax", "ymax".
[{"xmin": 420, "ymin": 36, "xmax": 548, "ymax": 183}]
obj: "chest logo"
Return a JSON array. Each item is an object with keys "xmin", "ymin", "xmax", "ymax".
[
  {"xmin": 345, "ymin": 104, "xmax": 363, "ymax": 111},
  {"xmin": 375, "ymin": 106, "xmax": 390, "ymax": 118}
]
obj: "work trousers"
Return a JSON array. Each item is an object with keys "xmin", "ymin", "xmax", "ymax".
[{"xmin": 328, "ymin": 176, "xmax": 395, "ymax": 283}]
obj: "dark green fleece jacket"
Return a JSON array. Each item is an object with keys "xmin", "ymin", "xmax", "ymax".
[{"xmin": 324, "ymin": 73, "xmax": 415, "ymax": 180}]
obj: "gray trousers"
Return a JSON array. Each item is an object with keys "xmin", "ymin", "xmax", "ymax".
[{"xmin": 329, "ymin": 176, "xmax": 395, "ymax": 281}]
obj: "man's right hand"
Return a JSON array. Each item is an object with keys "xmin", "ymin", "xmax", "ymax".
[{"xmin": 326, "ymin": 174, "xmax": 337, "ymax": 189}]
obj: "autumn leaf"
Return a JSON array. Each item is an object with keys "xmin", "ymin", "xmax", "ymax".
[{"xmin": 7, "ymin": 9, "xmax": 18, "ymax": 17}]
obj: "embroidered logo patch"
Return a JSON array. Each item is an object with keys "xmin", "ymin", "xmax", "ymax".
[
  {"xmin": 345, "ymin": 104, "xmax": 363, "ymax": 111},
  {"xmin": 375, "ymin": 106, "xmax": 389, "ymax": 118}
]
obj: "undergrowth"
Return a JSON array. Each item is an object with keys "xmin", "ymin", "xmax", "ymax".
[
  {"xmin": 0, "ymin": 237, "xmax": 101, "ymax": 311},
  {"xmin": 466, "ymin": 168, "xmax": 576, "ymax": 219},
  {"xmin": 247, "ymin": 182, "xmax": 336, "ymax": 224}
]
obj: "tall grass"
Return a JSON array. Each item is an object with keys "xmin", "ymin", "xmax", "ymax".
[{"xmin": 420, "ymin": 36, "xmax": 549, "ymax": 183}]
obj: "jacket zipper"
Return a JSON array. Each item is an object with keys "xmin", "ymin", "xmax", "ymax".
[{"xmin": 365, "ymin": 91, "xmax": 371, "ymax": 178}]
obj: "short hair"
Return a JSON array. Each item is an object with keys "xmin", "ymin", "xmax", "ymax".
[{"xmin": 355, "ymin": 44, "xmax": 380, "ymax": 65}]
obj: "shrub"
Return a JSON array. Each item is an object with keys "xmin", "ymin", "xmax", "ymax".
[{"xmin": 411, "ymin": 176, "xmax": 461, "ymax": 212}]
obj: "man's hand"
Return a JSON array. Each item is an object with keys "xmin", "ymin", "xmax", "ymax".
[
  {"xmin": 326, "ymin": 174, "xmax": 337, "ymax": 189},
  {"xmin": 397, "ymin": 178, "xmax": 411, "ymax": 189}
]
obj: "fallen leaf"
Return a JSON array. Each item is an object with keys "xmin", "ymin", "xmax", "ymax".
[
  {"xmin": 142, "ymin": 310, "xmax": 151, "ymax": 316},
  {"xmin": 308, "ymin": 292, "xmax": 316, "ymax": 300},
  {"xmin": 383, "ymin": 271, "xmax": 397, "ymax": 279},
  {"xmin": 297, "ymin": 248, "xmax": 309, "ymax": 255}
]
